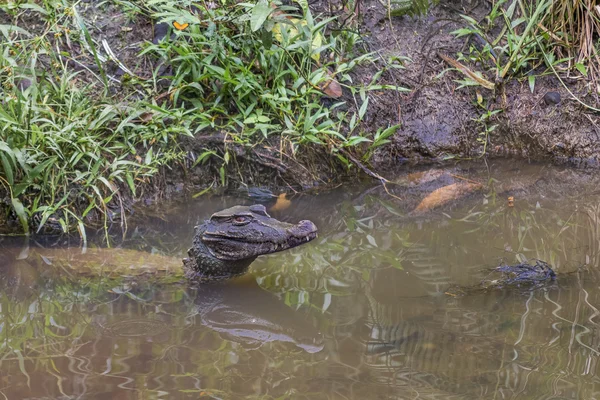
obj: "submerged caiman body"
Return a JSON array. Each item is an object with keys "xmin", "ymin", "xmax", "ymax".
[
  {"xmin": 0, "ymin": 205, "xmax": 317, "ymax": 284},
  {"xmin": 183, "ymin": 204, "xmax": 318, "ymax": 282}
]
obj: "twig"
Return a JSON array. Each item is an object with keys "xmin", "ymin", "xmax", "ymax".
[
  {"xmin": 338, "ymin": 148, "xmax": 388, "ymax": 182},
  {"xmin": 448, "ymin": 173, "xmax": 483, "ymax": 186},
  {"xmin": 337, "ymin": 148, "xmax": 403, "ymax": 200}
]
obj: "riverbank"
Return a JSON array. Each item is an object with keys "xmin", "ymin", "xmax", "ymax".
[
  {"xmin": 2, "ymin": 0, "xmax": 600, "ymax": 235},
  {"xmin": 166, "ymin": 0, "xmax": 600, "ymax": 187}
]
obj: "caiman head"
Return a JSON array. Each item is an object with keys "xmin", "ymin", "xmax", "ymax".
[{"xmin": 184, "ymin": 204, "xmax": 317, "ymax": 282}]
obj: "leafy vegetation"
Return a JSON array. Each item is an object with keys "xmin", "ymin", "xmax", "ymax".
[
  {"xmin": 450, "ymin": 0, "xmax": 556, "ymax": 89},
  {"xmin": 0, "ymin": 0, "xmax": 407, "ymax": 235},
  {"xmin": 451, "ymin": 0, "xmax": 600, "ymax": 88},
  {"xmin": 141, "ymin": 0, "xmax": 408, "ymax": 178},
  {"xmin": 542, "ymin": 0, "xmax": 600, "ymax": 79},
  {"xmin": 444, "ymin": 0, "xmax": 600, "ymax": 155}
]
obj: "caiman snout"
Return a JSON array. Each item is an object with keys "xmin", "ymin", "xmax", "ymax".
[{"xmin": 287, "ymin": 220, "xmax": 318, "ymax": 244}]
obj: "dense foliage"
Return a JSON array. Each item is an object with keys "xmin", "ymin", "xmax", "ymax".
[{"xmin": 0, "ymin": 0, "xmax": 403, "ymax": 236}]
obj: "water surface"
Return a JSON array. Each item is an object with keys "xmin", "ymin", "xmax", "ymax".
[{"xmin": 3, "ymin": 160, "xmax": 600, "ymax": 399}]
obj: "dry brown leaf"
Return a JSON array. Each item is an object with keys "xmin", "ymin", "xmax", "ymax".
[
  {"xmin": 137, "ymin": 112, "xmax": 153, "ymax": 123},
  {"xmin": 404, "ymin": 169, "xmax": 445, "ymax": 186},
  {"xmin": 320, "ymin": 68, "xmax": 342, "ymax": 98},
  {"xmin": 412, "ymin": 182, "xmax": 482, "ymax": 214},
  {"xmin": 508, "ymin": 196, "xmax": 514, "ymax": 207},
  {"xmin": 270, "ymin": 193, "xmax": 291, "ymax": 211},
  {"xmin": 438, "ymin": 53, "xmax": 495, "ymax": 90}
]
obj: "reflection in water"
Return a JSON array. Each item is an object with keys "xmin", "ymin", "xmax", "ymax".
[
  {"xmin": 4, "ymin": 161, "xmax": 600, "ymax": 398},
  {"xmin": 193, "ymin": 277, "xmax": 324, "ymax": 353}
]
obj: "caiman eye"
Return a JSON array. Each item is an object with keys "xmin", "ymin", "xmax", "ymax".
[{"xmin": 232, "ymin": 216, "xmax": 250, "ymax": 225}]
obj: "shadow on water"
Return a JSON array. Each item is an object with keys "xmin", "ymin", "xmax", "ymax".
[{"xmin": 4, "ymin": 160, "xmax": 600, "ymax": 398}]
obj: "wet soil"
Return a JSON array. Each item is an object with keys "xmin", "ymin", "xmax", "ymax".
[{"xmin": 340, "ymin": 0, "xmax": 600, "ymax": 168}]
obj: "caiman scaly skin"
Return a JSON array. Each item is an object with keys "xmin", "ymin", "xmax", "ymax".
[
  {"xmin": 446, "ymin": 260, "xmax": 556, "ymax": 296},
  {"xmin": 183, "ymin": 204, "xmax": 318, "ymax": 282}
]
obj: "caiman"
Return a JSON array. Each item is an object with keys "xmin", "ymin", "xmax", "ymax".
[
  {"xmin": 1, "ymin": 205, "xmax": 318, "ymax": 283},
  {"xmin": 184, "ymin": 204, "xmax": 318, "ymax": 282},
  {"xmin": 445, "ymin": 260, "xmax": 556, "ymax": 296}
]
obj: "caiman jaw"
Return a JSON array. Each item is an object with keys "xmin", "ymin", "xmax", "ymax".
[{"xmin": 285, "ymin": 220, "xmax": 318, "ymax": 247}]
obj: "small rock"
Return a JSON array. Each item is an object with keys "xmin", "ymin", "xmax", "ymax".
[
  {"xmin": 153, "ymin": 22, "xmax": 169, "ymax": 44},
  {"xmin": 247, "ymin": 187, "xmax": 275, "ymax": 202},
  {"xmin": 16, "ymin": 78, "xmax": 32, "ymax": 91},
  {"xmin": 543, "ymin": 91, "xmax": 561, "ymax": 105}
]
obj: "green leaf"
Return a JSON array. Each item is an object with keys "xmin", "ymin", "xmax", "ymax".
[
  {"xmin": 575, "ymin": 63, "xmax": 588, "ymax": 77},
  {"xmin": 126, "ymin": 173, "xmax": 136, "ymax": 196},
  {"xmin": 251, "ymin": 0, "xmax": 272, "ymax": 32},
  {"xmin": 358, "ymin": 97, "xmax": 369, "ymax": 119},
  {"xmin": 344, "ymin": 136, "xmax": 372, "ymax": 147},
  {"xmin": 372, "ymin": 124, "xmax": 400, "ymax": 149},
  {"xmin": 12, "ymin": 183, "xmax": 29, "ymax": 198},
  {"xmin": 0, "ymin": 24, "xmax": 32, "ymax": 39},
  {"xmin": 528, "ymin": 75, "xmax": 535, "ymax": 93},
  {"xmin": 366, "ymin": 234, "xmax": 377, "ymax": 247},
  {"xmin": 0, "ymin": 153, "xmax": 14, "ymax": 186},
  {"xmin": 145, "ymin": 147, "xmax": 153, "ymax": 165},
  {"xmin": 349, "ymin": 113, "xmax": 357, "ymax": 131},
  {"xmin": 261, "ymin": 29, "xmax": 273, "ymax": 48},
  {"xmin": 294, "ymin": 0, "xmax": 309, "ymax": 12},
  {"xmin": 192, "ymin": 150, "xmax": 218, "ymax": 168},
  {"xmin": 11, "ymin": 197, "xmax": 29, "ymax": 234},
  {"xmin": 77, "ymin": 220, "xmax": 87, "ymax": 246},
  {"xmin": 379, "ymin": 124, "xmax": 401, "ymax": 140},
  {"xmin": 451, "ymin": 28, "xmax": 475, "ymax": 38},
  {"xmin": 219, "ymin": 165, "xmax": 226, "ymax": 186},
  {"xmin": 18, "ymin": 4, "xmax": 49, "ymax": 14},
  {"xmin": 193, "ymin": 183, "xmax": 214, "ymax": 198}
]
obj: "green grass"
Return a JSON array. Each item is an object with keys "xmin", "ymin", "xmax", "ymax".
[
  {"xmin": 446, "ymin": 0, "xmax": 600, "ymax": 155},
  {"xmin": 1, "ymin": 51, "xmax": 186, "ymax": 239},
  {"xmin": 0, "ymin": 0, "xmax": 409, "ymax": 236},
  {"xmin": 451, "ymin": 0, "xmax": 600, "ymax": 88},
  {"xmin": 141, "ymin": 0, "xmax": 408, "ymax": 174}
]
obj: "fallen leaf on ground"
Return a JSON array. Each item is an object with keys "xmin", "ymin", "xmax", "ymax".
[
  {"xmin": 320, "ymin": 68, "xmax": 342, "ymax": 98},
  {"xmin": 438, "ymin": 53, "xmax": 494, "ymax": 90},
  {"xmin": 411, "ymin": 182, "xmax": 482, "ymax": 214}
]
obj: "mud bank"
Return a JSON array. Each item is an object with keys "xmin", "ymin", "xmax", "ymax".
[
  {"xmin": 350, "ymin": 0, "xmax": 600, "ymax": 166},
  {"xmin": 170, "ymin": 0, "xmax": 600, "ymax": 190}
]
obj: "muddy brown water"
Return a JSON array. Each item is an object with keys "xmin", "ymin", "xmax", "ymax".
[{"xmin": 4, "ymin": 160, "xmax": 600, "ymax": 399}]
